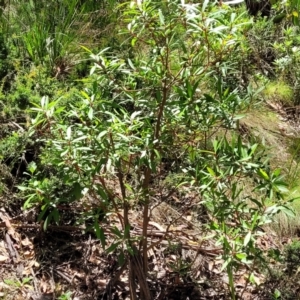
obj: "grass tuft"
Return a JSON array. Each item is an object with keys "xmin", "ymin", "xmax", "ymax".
[{"xmin": 263, "ymin": 80, "xmax": 294, "ymax": 106}]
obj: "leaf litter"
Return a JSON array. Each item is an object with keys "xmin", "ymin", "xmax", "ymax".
[{"xmin": 0, "ymin": 193, "xmax": 285, "ymax": 300}]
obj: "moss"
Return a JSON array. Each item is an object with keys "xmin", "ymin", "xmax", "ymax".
[
  {"xmin": 264, "ymin": 111, "xmax": 278, "ymax": 121},
  {"xmin": 263, "ymin": 80, "xmax": 294, "ymax": 106}
]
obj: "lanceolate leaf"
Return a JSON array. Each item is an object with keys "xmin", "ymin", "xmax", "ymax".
[
  {"xmin": 244, "ymin": 231, "xmax": 252, "ymax": 247},
  {"xmin": 257, "ymin": 168, "xmax": 269, "ymax": 180}
]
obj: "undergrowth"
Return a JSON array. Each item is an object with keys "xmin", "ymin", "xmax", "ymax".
[{"xmin": 1, "ymin": 0, "xmax": 300, "ymax": 299}]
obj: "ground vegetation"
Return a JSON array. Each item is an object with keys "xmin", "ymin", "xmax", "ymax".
[{"xmin": 1, "ymin": 0, "xmax": 300, "ymax": 299}]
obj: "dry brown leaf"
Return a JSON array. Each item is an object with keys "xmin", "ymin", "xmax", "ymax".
[
  {"xmin": 39, "ymin": 278, "xmax": 50, "ymax": 293},
  {"xmin": 21, "ymin": 237, "xmax": 33, "ymax": 248},
  {"xmin": 34, "ymin": 261, "xmax": 40, "ymax": 268},
  {"xmin": 148, "ymin": 221, "xmax": 165, "ymax": 232},
  {"xmin": 0, "ymin": 255, "xmax": 9, "ymax": 262},
  {"xmin": 88, "ymin": 255, "xmax": 101, "ymax": 264},
  {"xmin": 120, "ymin": 275, "xmax": 129, "ymax": 283},
  {"xmin": 23, "ymin": 250, "xmax": 34, "ymax": 259},
  {"xmin": 0, "ymin": 282, "xmax": 8, "ymax": 290},
  {"xmin": 22, "ymin": 266, "xmax": 33, "ymax": 276},
  {"xmin": 186, "ymin": 215, "xmax": 192, "ymax": 221},
  {"xmin": 0, "ymin": 240, "xmax": 6, "ymax": 249},
  {"xmin": 96, "ymin": 279, "xmax": 107, "ymax": 286},
  {"xmin": 170, "ymin": 254, "xmax": 176, "ymax": 261},
  {"xmin": 2, "ymin": 216, "xmax": 21, "ymax": 242},
  {"xmin": 31, "ymin": 292, "xmax": 53, "ymax": 300},
  {"xmin": 207, "ymin": 261, "xmax": 214, "ymax": 271},
  {"xmin": 157, "ymin": 270, "xmax": 166, "ymax": 279},
  {"xmin": 236, "ymin": 276, "xmax": 247, "ymax": 288}
]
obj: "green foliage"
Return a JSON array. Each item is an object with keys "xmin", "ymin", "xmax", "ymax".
[
  {"xmin": 0, "ymin": 65, "xmax": 61, "ymax": 121},
  {"xmin": 271, "ymin": 2, "xmax": 300, "ymax": 105},
  {"xmin": 263, "ymin": 80, "xmax": 293, "ymax": 106},
  {"xmin": 0, "ymin": 132, "xmax": 23, "ymax": 160},
  {"xmin": 0, "ymin": 130, "xmax": 30, "ymax": 182},
  {"xmin": 58, "ymin": 291, "xmax": 72, "ymax": 300},
  {"xmin": 288, "ymin": 0, "xmax": 300, "ymax": 26},
  {"xmin": 246, "ymin": 17, "xmax": 277, "ymax": 77},
  {"xmin": 260, "ymin": 240, "xmax": 300, "ymax": 299},
  {"xmin": 14, "ymin": 0, "xmax": 295, "ymax": 298},
  {"xmin": 4, "ymin": 277, "xmax": 32, "ymax": 289},
  {"xmin": 6, "ymin": 0, "xmax": 88, "ymax": 73},
  {"xmin": 284, "ymin": 239, "xmax": 300, "ymax": 274},
  {"xmin": 245, "ymin": 0, "xmax": 300, "ymax": 107},
  {"xmin": 168, "ymin": 257, "xmax": 191, "ymax": 277},
  {"xmin": 187, "ymin": 135, "xmax": 293, "ymax": 299},
  {"xmin": 0, "ymin": 32, "xmax": 10, "ymax": 79}
]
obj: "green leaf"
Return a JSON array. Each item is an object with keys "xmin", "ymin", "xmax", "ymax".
[
  {"xmin": 17, "ymin": 185, "xmax": 29, "ymax": 191},
  {"xmin": 273, "ymin": 169, "xmax": 281, "ymax": 177},
  {"xmin": 158, "ymin": 9, "xmax": 165, "ymax": 25},
  {"xmin": 51, "ymin": 209, "xmax": 60, "ymax": 223},
  {"xmin": 97, "ymin": 130, "xmax": 108, "ymax": 139},
  {"xmin": 244, "ymin": 231, "xmax": 251, "ymax": 246},
  {"xmin": 235, "ymin": 252, "xmax": 247, "ymax": 260},
  {"xmin": 273, "ymin": 289, "xmax": 281, "ymax": 299},
  {"xmin": 90, "ymin": 65, "xmax": 96, "ymax": 75},
  {"xmin": 186, "ymin": 80, "xmax": 193, "ymax": 98},
  {"xmin": 221, "ymin": 257, "xmax": 231, "ymax": 271},
  {"xmin": 202, "ymin": 0, "xmax": 209, "ymax": 12},
  {"xmin": 128, "ymin": 58, "xmax": 135, "ymax": 70},
  {"xmin": 41, "ymin": 95, "xmax": 49, "ymax": 109},
  {"xmin": 88, "ymin": 107, "xmax": 94, "ymax": 120},
  {"xmin": 23, "ymin": 196, "xmax": 36, "ymax": 209},
  {"xmin": 38, "ymin": 205, "xmax": 49, "ymax": 222},
  {"xmin": 22, "ymin": 277, "xmax": 32, "ymax": 284},
  {"xmin": 126, "ymin": 244, "xmax": 135, "ymax": 256},
  {"xmin": 117, "ymin": 133, "xmax": 129, "ymax": 141},
  {"xmin": 192, "ymin": 78, "xmax": 202, "ymax": 95},
  {"xmin": 4, "ymin": 279, "xmax": 19, "ymax": 287},
  {"xmin": 249, "ymin": 272, "xmax": 260, "ymax": 285},
  {"xmin": 96, "ymin": 185, "xmax": 108, "ymax": 201},
  {"xmin": 131, "ymin": 37, "xmax": 137, "ymax": 46},
  {"xmin": 72, "ymin": 135, "xmax": 88, "ymax": 142},
  {"xmin": 43, "ymin": 215, "xmax": 50, "ymax": 231},
  {"xmin": 275, "ymin": 184, "xmax": 289, "ymax": 194},
  {"xmin": 130, "ymin": 111, "xmax": 142, "ymax": 121},
  {"xmin": 257, "ymin": 169, "xmax": 269, "ymax": 180},
  {"xmin": 28, "ymin": 162, "xmax": 37, "ymax": 174},
  {"xmin": 207, "ymin": 167, "xmax": 216, "ymax": 177},
  {"xmin": 72, "ymin": 182, "xmax": 82, "ymax": 200},
  {"xmin": 66, "ymin": 126, "xmax": 72, "ymax": 140},
  {"xmin": 94, "ymin": 221, "xmax": 106, "ymax": 248},
  {"xmin": 124, "ymin": 225, "xmax": 131, "ymax": 238},
  {"xmin": 80, "ymin": 45, "xmax": 92, "ymax": 53},
  {"xmin": 118, "ymin": 251, "xmax": 125, "ymax": 266},
  {"xmin": 278, "ymin": 205, "xmax": 295, "ymax": 218},
  {"xmin": 110, "ymin": 226, "xmax": 123, "ymax": 238},
  {"xmin": 106, "ymin": 242, "xmax": 121, "ymax": 254}
]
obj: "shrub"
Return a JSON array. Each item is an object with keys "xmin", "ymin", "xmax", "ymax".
[
  {"xmin": 20, "ymin": 1, "xmax": 294, "ymax": 298},
  {"xmin": 284, "ymin": 239, "xmax": 300, "ymax": 275}
]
